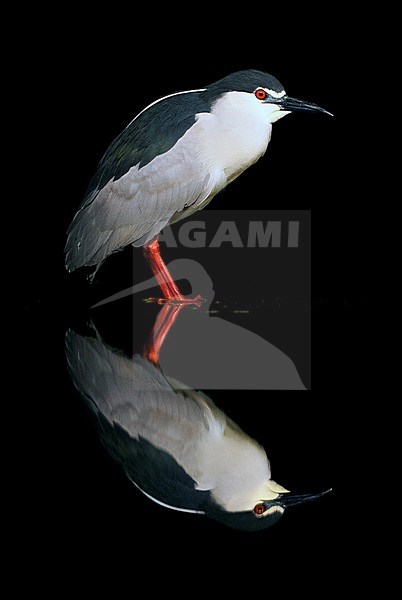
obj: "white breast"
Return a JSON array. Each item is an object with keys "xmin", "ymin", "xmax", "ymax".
[
  {"xmin": 195, "ymin": 91, "xmax": 273, "ymax": 184},
  {"xmin": 195, "ymin": 423, "xmax": 273, "ymax": 512}
]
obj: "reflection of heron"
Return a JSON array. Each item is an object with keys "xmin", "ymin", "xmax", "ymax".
[
  {"xmin": 65, "ymin": 70, "xmax": 330, "ymax": 302},
  {"xmin": 94, "ymin": 259, "xmax": 307, "ymax": 389},
  {"xmin": 66, "ymin": 328, "xmax": 329, "ymax": 531}
]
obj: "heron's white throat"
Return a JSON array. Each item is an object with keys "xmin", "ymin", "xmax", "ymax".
[{"xmin": 197, "ymin": 91, "xmax": 288, "ymax": 185}]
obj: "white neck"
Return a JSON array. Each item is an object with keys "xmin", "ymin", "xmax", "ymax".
[{"xmin": 197, "ymin": 91, "xmax": 278, "ymax": 183}]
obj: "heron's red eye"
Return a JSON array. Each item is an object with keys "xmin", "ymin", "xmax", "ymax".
[
  {"xmin": 254, "ymin": 503, "xmax": 267, "ymax": 515},
  {"xmin": 255, "ymin": 88, "xmax": 268, "ymax": 100}
]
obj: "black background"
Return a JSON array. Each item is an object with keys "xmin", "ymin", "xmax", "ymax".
[{"xmin": 16, "ymin": 9, "xmax": 391, "ymax": 595}]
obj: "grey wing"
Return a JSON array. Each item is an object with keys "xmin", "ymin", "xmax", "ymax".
[
  {"xmin": 65, "ymin": 122, "xmax": 226, "ymax": 271},
  {"xmin": 65, "ymin": 330, "xmax": 224, "ymax": 458}
]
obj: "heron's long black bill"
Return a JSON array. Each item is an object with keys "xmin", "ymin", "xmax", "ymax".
[
  {"xmin": 278, "ymin": 96, "xmax": 333, "ymax": 117},
  {"xmin": 280, "ymin": 488, "xmax": 332, "ymax": 508}
]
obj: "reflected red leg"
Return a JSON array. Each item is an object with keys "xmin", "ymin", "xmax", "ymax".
[
  {"xmin": 142, "ymin": 238, "xmax": 202, "ymax": 306},
  {"xmin": 143, "ymin": 303, "xmax": 185, "ymax": 365}
]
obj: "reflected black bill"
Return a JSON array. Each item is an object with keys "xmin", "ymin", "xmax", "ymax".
[
  {"xmin": 278, "ymin": 96, "xmax": 333, "ymax": 116},
  {"xmin": 280, "ymin": 488, "xmax": 333, "ymax": 508}
]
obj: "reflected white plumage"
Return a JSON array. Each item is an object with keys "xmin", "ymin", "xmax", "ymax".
[{"xmin": 66, "ymin": 328, "xmax": 329, "ymax": 531}]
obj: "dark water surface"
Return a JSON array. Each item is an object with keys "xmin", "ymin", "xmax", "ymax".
[
  {"xmin": 19, "ymin": 205, "xmax": 361, "ymax": 588},
  {"xmin": 22, "ymin": 286, "xmax": 341, "ymax": 573}
]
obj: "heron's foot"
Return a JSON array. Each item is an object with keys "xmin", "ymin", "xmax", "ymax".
[{"xmin": 144, "ymin": 295, "xmax": 205, "ymax": 308}]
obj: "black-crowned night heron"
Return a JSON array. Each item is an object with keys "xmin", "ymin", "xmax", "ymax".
[
  {"xmin": 65, "ymin": 70, "xmax": 331, "ymax": 302},
  {"xmin": 66, "ymin": 327, "xmax": 330, "ymax": 531}
]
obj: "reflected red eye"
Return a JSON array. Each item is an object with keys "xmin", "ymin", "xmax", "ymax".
[
  {"xmin": 254, "ymin": 503, "xmax": 267, "ymax": 515},
  {"xmin": 255, "ymin": 88, "xmax": 268, "ymax": 100}
]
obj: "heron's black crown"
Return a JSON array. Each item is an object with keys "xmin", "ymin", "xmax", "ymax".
[{"xmin": 205, "ymin": 69, "xmax": 285, "ymax": 101}]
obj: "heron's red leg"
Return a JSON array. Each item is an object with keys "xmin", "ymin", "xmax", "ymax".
[
  {"xmin": 143, "ymin": 239, "xmax": 183, "ymax": 299},
  {"xmin": 143, "ymin": 303, "xmax": 184, "ymax": 365},
  {"xmin": 142, "ymin": 239, "xmax": 202, "ymax": 306}
]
